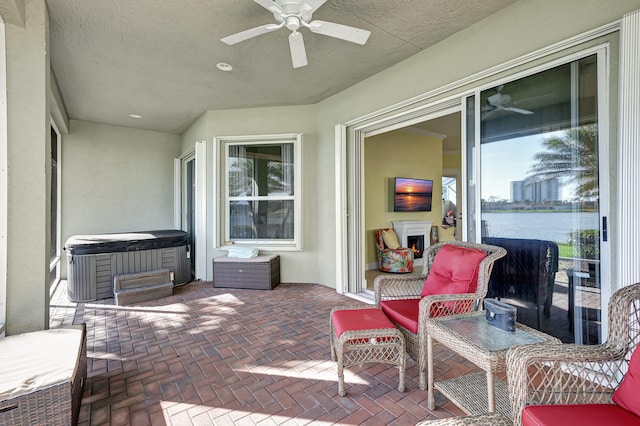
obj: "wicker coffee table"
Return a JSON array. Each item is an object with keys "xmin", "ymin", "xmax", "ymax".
[
  {"xmin": 329, "ymin": 305, "xmax": 406, "ymax": 396},
  {"xmin": 426, "ymin": 311, "xmax": 559, "ymax": 418},
  {"xmin": 415, "ymin": 412, "xmax": 512, "ymax": 425}
]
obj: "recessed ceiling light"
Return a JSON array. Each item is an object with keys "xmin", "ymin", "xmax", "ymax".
[
  {"xmin": 129, "ymin": 113, "xmax": 142, "ymax": 119},
  {"xmin": 216, "ymin": 63, "xmax": 233, "ymax": 72}
]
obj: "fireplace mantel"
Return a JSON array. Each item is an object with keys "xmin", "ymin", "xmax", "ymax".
[{"xmin": 392, "ymin": 220, "xmax": 432, "ymax": 266}]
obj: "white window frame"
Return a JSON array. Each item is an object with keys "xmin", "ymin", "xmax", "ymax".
[{"xmin": 217, "ymin": 133, "xmax": 302, "ymax": 251}]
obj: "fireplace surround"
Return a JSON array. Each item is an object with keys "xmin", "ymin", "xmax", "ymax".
[{"xmin": 392, "ymin": 220, "xmax": 432, "ymax": 266}]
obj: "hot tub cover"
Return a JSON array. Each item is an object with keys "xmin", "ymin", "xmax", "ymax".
[{"xmin": 64, "ymin": 230, "xmax": 189, "ymax": 255}]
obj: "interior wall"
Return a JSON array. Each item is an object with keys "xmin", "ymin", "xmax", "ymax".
[
  {"xmin": 443, "ymin": 152, "xmax": 461, "ymax": 170},
  {"xmin": 364, "ymin": 130, "xmax": 443, "ymax": 266},
  {"xmin": 61, "ymin": 119, "xmax": 181, "ymax": 277}
]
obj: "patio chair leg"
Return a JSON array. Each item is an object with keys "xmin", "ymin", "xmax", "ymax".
[
  {"xmin": 330, "ymin": 336, "xmax": 336, "ymax": 361},
  {"xmin": 427, "ymin": 335, "xmax": 435, "ymax": 408},
  {"xmin": 337, "ymin": 352, "xmax": 345, "ymax": 396}
]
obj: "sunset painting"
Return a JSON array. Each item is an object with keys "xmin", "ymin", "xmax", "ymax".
[{"xmin": 394, "ymin": 178, "xmax": 433, "ymax": 212}]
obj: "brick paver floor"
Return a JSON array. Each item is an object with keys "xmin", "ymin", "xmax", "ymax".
[{"xmin": 50, "ymin": 280, "xmax": 476, "ymax": 425}]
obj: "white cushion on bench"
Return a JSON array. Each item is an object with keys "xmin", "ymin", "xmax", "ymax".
[{"xmin": 0, "ymin": 327, "xmax": 84, "ymax": 400}]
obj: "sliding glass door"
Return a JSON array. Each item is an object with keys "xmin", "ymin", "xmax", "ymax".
[{"xmin": 467, "ymin": 52, "xmax": 608, "ymax": 344}]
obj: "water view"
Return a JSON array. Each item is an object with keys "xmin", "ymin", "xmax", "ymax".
[
  {"xmin": 482, "ymin": 211, "xmax": 599, "ymax": 244},
  {"xmin": 394, "ymin": 194, "xmax": 432, "ymax": 212}
]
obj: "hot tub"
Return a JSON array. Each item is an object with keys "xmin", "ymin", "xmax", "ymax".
[{"xmin": 64, "ymin": 230, "xmax": 191, "ymax": 302}]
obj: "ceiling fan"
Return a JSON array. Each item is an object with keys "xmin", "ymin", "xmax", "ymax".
[
  {"xmin": 482, "ymin": 85, "xmax": 535, "ymax": 116},
  {"xmin": 221, "ymin": 0, "xmax": 371, "ymax": 68}
]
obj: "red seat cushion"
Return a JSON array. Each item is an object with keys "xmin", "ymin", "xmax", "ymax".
[
  {"xmin": 522, "ymin": 403, "xmax": 640, "ymax": 426},
  {"xmin": 379, "ymin": 299, "xmax": 420, "ymax": 334},
  {"xmin": 421, "ymin": 244, "xmax": 487, "ymax": 312},
  {"xmin": 379, "ymin": 298, "xmax": 451, "ymax": 334},
  {"xmin": 331, "ymin": 308, "xmax": 395, "ymax": 338},
  {"xmin": 612, "ymin": 344, "xmax": 640, "ymax": 417}
]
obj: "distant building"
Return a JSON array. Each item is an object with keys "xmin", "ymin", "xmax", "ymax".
[
  {"xmin": 510, "ymin": 178, "xmax": 560, "ymax": 202},
  {"xmin": 510, "ymin": 181, "xmax": 525, "ymax": 202}
]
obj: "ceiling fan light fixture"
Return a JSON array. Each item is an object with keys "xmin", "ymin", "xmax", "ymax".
[{"xmin": 285, "ymin": 16, "xmax": 301, "ymax": 31}]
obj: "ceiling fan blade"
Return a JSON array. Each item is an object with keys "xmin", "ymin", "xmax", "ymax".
[
  {"xmin": 221, "ymin": 23, "xmax": 281, "ymax": 45},
  {"xmin": 253, "ymin": 0, "xmax": 283, "ymax": 13},
  {"xmin": 482, "ymin": 109, "xmax": 499, "ymax": 120},
  {"xmin": 308, "ymin": 20, "xmax": 371, "ymax": 45},
  {"xmin": 504, "ymin": 106, "xmax": 535, "ymax": 115},
  {"xmin": 289, "ymin": 31, "xmax": 308, "ymax": 68},
  {"xmin": 302, "ymin": 0, "xmax": 328, "ymax": 13}
]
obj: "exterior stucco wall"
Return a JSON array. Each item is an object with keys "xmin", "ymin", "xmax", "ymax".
[
  {"xmin": 60, "ymin": 120, "xmax": 181, "ymax": 277},
  {"xmin": 178, "ymin": 0, "xmax": 640, "ymax": 290},
  {"xmin": 3, "ymin": 0, "xmax": 640, "ymax": 334},
  {"xmin": 313, "ymin": 0, "xmax": 640, "ymax": 289},
  {"xmin": 4, "ymin": 0, "xmax": 50, "ymax": 334},
  {"xmin": 181, "ymin": 105, "xmax": 317, "ymax": 283}
]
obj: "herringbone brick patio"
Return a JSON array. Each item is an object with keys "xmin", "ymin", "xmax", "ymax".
[{"xmin": 50, "ymin": 281, "xmax": 477, "ymax": 425}]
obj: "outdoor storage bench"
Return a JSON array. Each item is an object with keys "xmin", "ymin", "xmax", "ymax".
[
  {"xmin": 213, "ymin": 254, "xmax": 280, "ymax": 290},
  {"xmin": 0, "ymin": 324, "xmax": 87, "ymax": 426}
]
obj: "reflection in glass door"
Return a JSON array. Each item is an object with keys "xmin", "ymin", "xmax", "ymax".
[
  {"xmin": 470, "ymin": 54, "xmax": 605, "ymax": 344},
  {"xmin": 185, "ymin": 158, "xmax": 196, "ymax": 275}
]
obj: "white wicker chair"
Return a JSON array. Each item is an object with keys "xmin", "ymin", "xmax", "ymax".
[{"xmin": 506, "ymin": 282, "xmax": 640, "ymax": 425}]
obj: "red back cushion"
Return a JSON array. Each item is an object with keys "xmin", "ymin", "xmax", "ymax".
[
  {"xmin": 380, "ymin": 298, "xmax": 455, "ymax": 334},
  {"xmin": 421, "ymin": 244, "xmax": 487, "ymax": 298},
  {"xmin": 612, "ymin": 344, "xmax": 640, "ymax": 416}
]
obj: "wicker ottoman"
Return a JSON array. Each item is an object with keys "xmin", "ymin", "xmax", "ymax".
[{"xmin": 329, "ymin": 305, "xmax": 406, "ymax": 396}]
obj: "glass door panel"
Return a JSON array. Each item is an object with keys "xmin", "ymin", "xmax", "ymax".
[{"xmin": 475, "ymin": 54, "xmax": 602, "ymax": 344}]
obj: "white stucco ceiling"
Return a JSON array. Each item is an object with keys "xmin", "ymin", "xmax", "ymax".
[{"xmin": 46, "ymin": 0, "xmax": 518, "ymax": 134}]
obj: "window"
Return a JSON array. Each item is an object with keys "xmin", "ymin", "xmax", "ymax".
[{"xmin": 222, "ymin": 134, "xmax": 301, "ymax": 249}]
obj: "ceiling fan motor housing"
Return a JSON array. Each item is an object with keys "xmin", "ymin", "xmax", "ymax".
[{"xmin": 276, "ymin": 0, "xmax": 306, "ymax": 14}]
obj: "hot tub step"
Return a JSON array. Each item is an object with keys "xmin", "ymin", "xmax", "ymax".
[{"xmin": 114, "ymin": 269, "xmax": 173, "ymax": 305}]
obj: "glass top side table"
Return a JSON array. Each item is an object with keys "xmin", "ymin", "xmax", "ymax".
[{"xmin": 426, "ymin": 311, "xmax": 560, "ymax": 418}]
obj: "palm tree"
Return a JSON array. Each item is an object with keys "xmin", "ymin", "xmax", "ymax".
[{"xmin": 527, "ymin": 124, "xmax": 598, "ymax": 198}]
